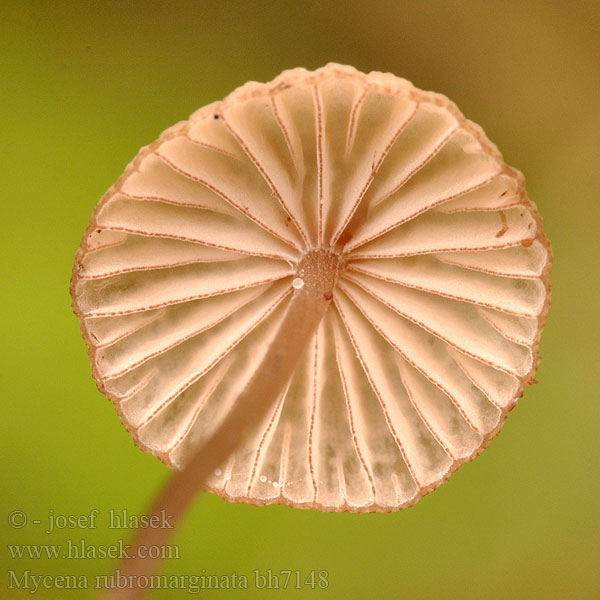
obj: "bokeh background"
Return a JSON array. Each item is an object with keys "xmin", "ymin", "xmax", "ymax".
[{"xmin": 2, "ymin": 1, "xmax": 599, "ymax": 598}]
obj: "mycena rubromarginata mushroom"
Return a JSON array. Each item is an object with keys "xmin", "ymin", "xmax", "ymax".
[{"xmin": 71, "ymin": 64, "xmax": 551, "ymax": 596}]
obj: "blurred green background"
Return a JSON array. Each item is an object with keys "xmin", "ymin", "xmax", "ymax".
[{"xmin": 2, "ymin": 1, "xmax": 599, "ymax": 598}]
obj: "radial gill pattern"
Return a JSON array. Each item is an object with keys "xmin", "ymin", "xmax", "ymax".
[{"xmin": 71, "ymin": 64, "xmax": 551, "ymax": 512}]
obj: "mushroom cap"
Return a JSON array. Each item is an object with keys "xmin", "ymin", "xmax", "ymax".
[{"xmin": 71, "ymin": 64, "xmax": 551, "ymax": 512}]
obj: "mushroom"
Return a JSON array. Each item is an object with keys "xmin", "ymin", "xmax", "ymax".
[{"xmin": 72, "ymin": 63, "xmax": 551, "ymax": 593}]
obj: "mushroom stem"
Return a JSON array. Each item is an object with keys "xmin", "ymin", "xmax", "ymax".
[{"xmin": 104, "ymin": 249, "xmax": 342, "ymax": 600}]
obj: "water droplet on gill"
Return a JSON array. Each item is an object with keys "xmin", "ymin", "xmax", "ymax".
[
  {"xmin": 292, "ymin": 277, "xmax": 304, "ymax": 290},
  {"xmin": 259, "ymin": 475, "xmax": 267, "ymax": 483},
  {"xmin": 214, "ymin": 468, "xmax": 222, "ymax": 477}
]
